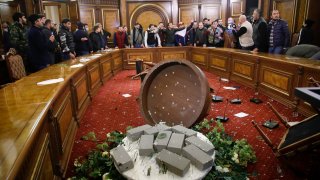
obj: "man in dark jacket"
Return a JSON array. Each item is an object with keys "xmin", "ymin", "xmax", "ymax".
[
  {"xmin": 42, "ymin": 19, "xmax": 58, "ymax": 64},
  {"xmin": 267, "ymin": 10, "xmax": 290, "ymax": 54},
  {"xmin": 28, "ymin": 14, "xmax": 54, "ymax": 72},
  {"xmin": 130, "ymin": 23, "xmax": 144, "ymax": 48},
  {"xmin": 297, "ymin": 19, "xmax": 314, "ymax": 45},
  {"xmin": 187, "ymin": 21, "xmax": 197, "ymax": 46},
  {"xmin": 59, "ymin": 18, "xmax": 76, "ymax": 60},
  {"xmin": 160, "ymin": 22, "xmax": 185, "ymax": 46},
  {"xmin": 74, "ymin": 22, "xmax": 92, "ymax": 56},
  {"xmin": 90, "ymin": 25, "xmax": 105, "ymax": 52},
  {"xmin": 194, "ymin": 22, "xmax": 208, "ymax": 47},
  {"xmin": 252, "ymin": 9, "xmax": 268, "ymax": 52}
]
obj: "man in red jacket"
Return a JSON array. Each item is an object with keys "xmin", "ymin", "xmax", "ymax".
[{"xmin": 113, "ymin": 26, "xmax": 128, "ymax": 49}]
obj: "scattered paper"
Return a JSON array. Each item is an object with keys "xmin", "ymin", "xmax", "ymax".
[
  {"xmin": 223, "ymin": 86, "xmax": 237, "ymax": 90},
  {"xmin": 122, "ymin": 94, "xmax": 132, "ymax": 98},
  {"xmin": 37, "ymin": 78, "xmax": 64, "ymax": 86},
  {"xmin": 234, "ymin": 112, "xmax": 248, "ymax": 118},
  {"xmin": 220, "ymin": 78, "xmax": 229, "ymax": 82},
  {"xmin": 79, "ymin": 58, "xmax": 91, "ymax": 63},
  {"xmin": 70, "ymin": 63, "xmax": 84, "ymax": 68}
]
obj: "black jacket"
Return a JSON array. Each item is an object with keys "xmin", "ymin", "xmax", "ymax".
[
  {"xmin": 28, "ymin": 26, "xmax": 51, "ymax": 72},
  {"xmin": 42, "ymin": 27, "xmax": 57, "ymax": 53},
  {"xmin": 59, "ymin": 25, "xmax": 75, "ymax": 53},
  {"xmin": 252, "ymin": 17, "xmax": 268, "ymax": 52},
  {"xmin": 2, "ymin": 30, "xmax": 10, "ymax": 53},
  {"xmin": 89, "ymin": 32, "xmax": 104, "ymax": 52},
  {"xmin": 74, "ymin": 29, "xmax": 92, "ymax": 53}
]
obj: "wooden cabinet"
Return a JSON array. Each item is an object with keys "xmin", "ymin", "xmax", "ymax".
[
  {"xmin": 71, "ymin": 69, "xmax": 90, "ymax": 122},
  {"xmin": 112, "ymin": 51, "xmax": 123, "ymax": 73},
  {"xmin": 15, "ymin": 116, "xmax": 57, "ymax": 179},
  {"xmin": 50, "ymin": 83, "xmax": 78, "ymax": 177},
  {"xmin": 100, "ymin": 54, "xmax": 113, "ymax": 81},
  {"xmin": 87, "ymin": 61, "xmax": 102, "ymax": 97}
]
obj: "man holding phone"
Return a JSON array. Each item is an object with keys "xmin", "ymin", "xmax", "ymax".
[{"xmin": 42, "ymin": 19, "xmax": 57, "ymax": 64}]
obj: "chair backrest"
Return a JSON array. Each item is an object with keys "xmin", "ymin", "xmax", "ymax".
[
  {"xmin": 291, "ymin": 33, "xmax": 299, "ymax": 47},
  {"xmin": 6, "ymin": 48, "xmax": 26, "ymax": 81}
]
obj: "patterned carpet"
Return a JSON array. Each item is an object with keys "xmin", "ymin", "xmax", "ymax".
[{"xmin": 66, "ymin": 69, "xmax": 320, "ymax": 179}]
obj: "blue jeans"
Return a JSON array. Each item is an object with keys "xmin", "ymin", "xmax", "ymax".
[
  {"xmin": 134, "ymin": 44, "xmax": 143, "ymax": 48},
  {"xmin": 269, "ymin": 46, "xmax": 283, "ymax": 54},
  {"xmin": 62, "ymin": 52, "xmax": 70, "ymax": 61},
  {"xmin": 76, "ymin": 51, "xmax": 89, "ymax": 57}
]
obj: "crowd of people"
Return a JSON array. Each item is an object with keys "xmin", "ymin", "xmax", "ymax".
[{"xmin": 0, "ymin": 9, "xmax": 315, "ymax": 74}]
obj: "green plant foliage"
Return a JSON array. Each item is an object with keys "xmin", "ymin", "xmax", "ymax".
[
  {"xmin": 71, "ymin": 131, "xmax": 126, "ymax": 180},
  {"xmin": 194, "ymin": 119, "xmax": 257, "ymax": 179}
]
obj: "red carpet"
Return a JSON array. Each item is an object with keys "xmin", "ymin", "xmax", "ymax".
[{"xmin": 67, "ymin": 69, "xmax": 320, "ymax": 179}]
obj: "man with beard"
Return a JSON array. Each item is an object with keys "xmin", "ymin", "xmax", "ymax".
[
  {"xmin": 267, "ymin": 10, "xmax": 290, "ymax": 54},
  {"xmin": 59, "ymin": 18, "xmax": 76, "ymax": 60},
  {"xmin": 194, "ymin": 22, "xmax": 208, "ymax": 47},
  {"xmin": 252, "ymin": 9, "xmax": 268, "ymax": 52},
  {"xmin": 9, "ymin": 12, "xmax": 29, "ymax": 71},
  {"xmin": 28, "ymin": 14, "xmax": 54, "ymax": 72},
  {"xmin": 42, "ymin": 19, "xmax": 58, "ymax": 64},
  {"xmin": 130, "ymin": 23, "xmax": 144, "ymax": 48},
  {"xmin": 113, "ymin": 26, "xmax": 129, "ymax": 48}
]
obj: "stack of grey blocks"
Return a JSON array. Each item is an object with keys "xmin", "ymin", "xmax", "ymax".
[{"xmin": 114, "ymin": 123, "xmax": 215, "ymax": 176}]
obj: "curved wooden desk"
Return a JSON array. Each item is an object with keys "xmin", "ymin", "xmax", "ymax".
[{"xmin": 0, "ymin": 47, "xmax": 319, "ymax": 179}]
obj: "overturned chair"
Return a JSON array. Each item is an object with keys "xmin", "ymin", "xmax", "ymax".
[
  {"xmin": 252, "ymin": 79, "xmax": 320, "ymax": 176},
  {"xmin": 124, "ymin": 58, "xmax": 156, "ymax": 81}
]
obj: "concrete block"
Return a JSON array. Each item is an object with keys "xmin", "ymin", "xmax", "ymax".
[
  {"xmin": 139, "ymin": 135, "xmax": 154, "ymax": 156},
  {"xmin": 167, "ymin": 133, "xmax": 185, "ymax": 154},
  {"xmin": 156, "ymin": 149, "xmax": 190, "ymax": 177},
  {"xmin": 154, "ymin": 131, "xmax": 172, "ymax": 152},
  {"xmin": 171, "ymin": 125, "xmax": 197, "ymax": 137},
  {"xmin": 156, "ymin": 123, "xmax": 172, "ymax": 131},
  {"xmin": 127, "ymin": 124, "xmax": 152, "ymax": 141},
  {"xmin": 143, "ymin": 126, "xmax": 159, "ymax": 137},
  {"xmin": 110, "ymin": 145, "xmax": 134, "ymax": 172},
  {"xmin": 185, "ymin": 136, "xmax": 214, "ymax": 155},
  {"xmin": 182, "ymin": 144, "xmax": 213, "ymax": 171}
]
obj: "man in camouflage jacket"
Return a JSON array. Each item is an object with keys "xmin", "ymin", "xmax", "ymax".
[
  {"xmin": 9, "ymin": 12, "xmax": 29, "ymax": 72},
  {"xmin": 9, "ymin": 12, "xmax": 29, "ymax": 56}
]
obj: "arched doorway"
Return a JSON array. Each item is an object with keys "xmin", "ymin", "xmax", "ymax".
[{"xmin": 130, "ymin": 4, "xmax": 169, "ymax": 31}]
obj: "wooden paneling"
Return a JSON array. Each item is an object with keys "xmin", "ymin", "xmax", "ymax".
[
  {"xmin": 100, "ymin": 55, "xmax": 113, "ymax": 80},
  {"xmin": 192, "ymin": 53, "xmax": 206, "ymax": 67},
  {"xmin": 233, "ymin": 59, "xmax": 254, "ymax": 80},
  {"xmin": 102, "ymin": 8, "xmax": 120, "ymax": 39},
  {"xmin": 179, "ymin": 5, "xmax": 198, "ymax": 25},
  {"xmin": 113, "ymin": 53, "xmax": 123, "ymax": 72},
  {"xmin": 261, "ymin": 67, "xmax": 292, "ymax": 96},
  {"xmin": 88, "ymin": 62, "xmax": 102, "ymax": 97},
  {"xmin": 160, "ymin": 51, "xmax": 186, "ymax": 60},
  {"xmin": 79, "ymin": 7, "xmax": 95, "ymax": 32},
  {"xmin": 201, "ymin": 4, "xmax": 221, "ymax": 21},
  {"xmin": 71, "ymin": 70, "xmax": 90, "ymax": 121},
  {"xmin": 0, "ymin": 3, "xmax": 19, "ymax": 22},
  {"xmin": 230, "ymin": 53, "xmax": 256, "ymax": 88},
  {"xmin": 231, "ymin": 0, "xmax": 245, "ymax": 17},
  {"xmin": 127, "ymin": 52, "xmax": 153, "ymax": 62},
  {"xmin": 15, "ymin": 117, "xmax": 56, "ymax": 179}
]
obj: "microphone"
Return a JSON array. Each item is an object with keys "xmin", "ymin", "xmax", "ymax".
[
  {"xmin": 212, "ymin": 77, "xmax": 224, "ymax": 102},
  {"xmin": 230, "ymin": 86, "xmax": 242, "ymax": 104},
  {"xmin": 250, "ymin": 90, "xmax": 263, "ymax": 104},
  {"xmin": 216, "ymin": 98, "xmax": 229, "ymax": 122}
]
